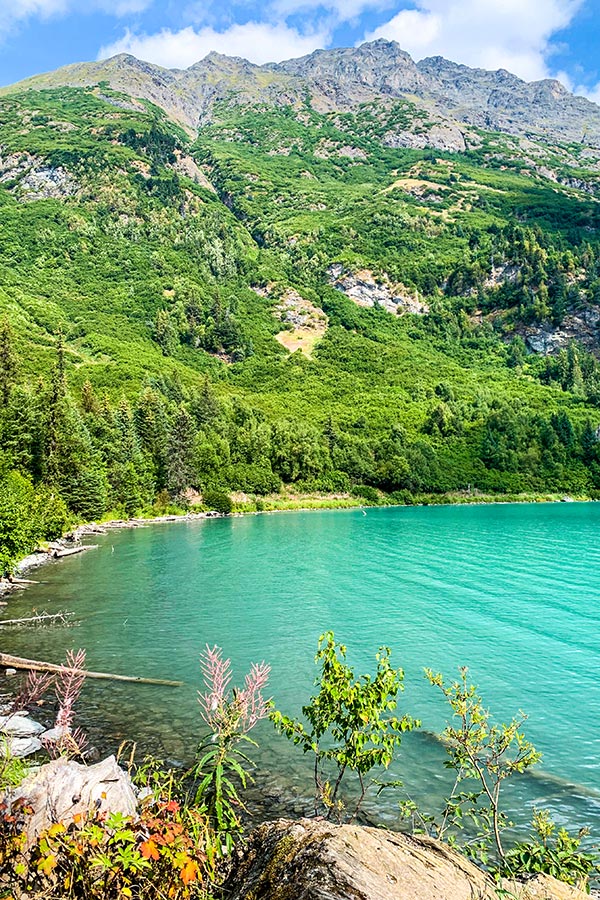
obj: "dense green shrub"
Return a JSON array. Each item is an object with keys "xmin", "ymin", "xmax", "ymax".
[{"xmin": 202, "ymin": 488, "xmax": 233, "ymax": 514}]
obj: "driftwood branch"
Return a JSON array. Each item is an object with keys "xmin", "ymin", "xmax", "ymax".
[
  {"xmin": 0, "ymin": 611, "xmax": 74, "ymax": 627},
  {"xmin": 53, "ymin": 545, "xmax": 98, "ymax": 559},
  {"xmin": 0, "ymin": 653, "xmax": 182, "ymax": 687}
]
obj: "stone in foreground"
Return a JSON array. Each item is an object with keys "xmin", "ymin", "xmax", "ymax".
[
  {"xmin": 4, "ymin": 754, "xmax": 137, "ymax": 844},
  {"xmin": 222, "ymin": 818, "xmax": 588, "ymax": 900}
]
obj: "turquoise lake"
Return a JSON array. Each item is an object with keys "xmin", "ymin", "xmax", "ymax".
[{"xmin": 3, "ymin": 503, "xmax": 600, "ymax": 834}]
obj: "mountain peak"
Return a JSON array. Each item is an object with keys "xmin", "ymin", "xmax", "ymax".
[{"xmin": 2, "ymin": 40, "xmax": 600, "ymax": 146}]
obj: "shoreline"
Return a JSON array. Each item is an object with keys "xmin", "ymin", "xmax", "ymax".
[
  {"xmin": 0, "ymin": 511, "xmax": 226, "ymax": 599},
  {"xmin": 0, "ymin": 490, "xmax": 594, "ymax": 600}
]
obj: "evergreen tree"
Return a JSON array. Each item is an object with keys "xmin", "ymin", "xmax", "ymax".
[
  {"xmin": 108, "ymin": 397, "xmax": 151, "ymax": 515},
  {"xmin": 190, "ymin": 375, "xmax": 221, "ymax": 428},
  {"xmin": 581, "ymin": 420, "xmax": 598, "ymax": 465},
  {"xmin": 0, "ymin": 317, "xmax": 17, "ymax": 407},
  {"xmin": 167, "ymin": 405, "xmax": 197, "ymax": 500},
  {"xmin": 135, "ymin": 386, "xmax": 169, "ymax": 489},
  {"xmin": 81, "ymin": 380, "xmax": 100, "ymax": 416}
]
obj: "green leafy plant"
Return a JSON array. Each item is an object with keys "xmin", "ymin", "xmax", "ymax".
[
  {"xmin": 201, "ymin": 489, "xmax": 233, "ymax": 515},
  {"xmin": 9, "ymin": 802, "xmax": 213, "ymax": 899},
  {"xmin": 0, "ymin": 737, "xmax": 29, "ymax": 792},
  {"xmin": 271, "ymin": 631, "xmax": 419, "ymax": 820},
  {"xmin": 502, "ymin": 809, "xmax": 599, "ymax": 892},
  {"xmin": 423, "ymin": 667, "xmax": 541, "ymax": 865},
  {"xmin": 191, "ymin": 645, "xmax": 270, "ymax": 852}
]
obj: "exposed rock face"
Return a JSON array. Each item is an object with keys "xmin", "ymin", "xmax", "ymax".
[
  {"xmin": 314, "ymin": 140, "xmax": 368, "ymax": 160},
  {"xmin": 6, "ymin": 40, "xmax": 600, "ymax": 148},
  {"xmin": 328, "ymin": 264, "xmax": 428, "ymax": 315},
  {"xmin": 222, "ymin": 818, "xmax": 588, "ymax": 900},
  {"xmin": 519, "ymin": 307, "xmax": 600, "ymax": 355},
  {"xmin": 4, "ymin": 755, "xmax": 137, "ymax": 844},
  {"xmin": 416, "ymin": 55, "xmax": 595, "ymax": 146},
  {"xmin": 254, "ymin": 285, "xmax": 328, "ymax": 357},
  {"xmin": 170, "ymin": 149, "xmax": 217, "ymax": 192},
  {"xmin": 0, "ymin": 150, "xmax": 78, "ymax": 201},
  {"xmin": 275, "ymin": 40, "xmax": 428, "ymax": 106},
  {"xmin": 383, "ymin": 122, "xmax": 466, "ymax": 153}
]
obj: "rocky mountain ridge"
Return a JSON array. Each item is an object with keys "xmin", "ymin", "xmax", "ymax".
[{"xmin": 3, "ymin": 39, "xmax": 600, "ymax": 149}]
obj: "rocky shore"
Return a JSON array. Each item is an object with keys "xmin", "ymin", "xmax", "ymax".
[{"xmin": 1, "ymin": 743, "xmax": 593, "ymax": 900}]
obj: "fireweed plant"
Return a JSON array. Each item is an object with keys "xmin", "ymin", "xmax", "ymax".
[
  {"xmin": 2, "ymin": 649, "xmax": 89, "ymax": 767},
  {"xmin": 50, "ymin": 648, "xmax": 89, "ymax": 759},
  {"xmin": 191, "ymin": 645, "xmax": 270, "ymax": 850}
]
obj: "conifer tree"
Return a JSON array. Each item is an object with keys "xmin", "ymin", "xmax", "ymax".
[
  {"xmin": 190, "ymin": 375, "xmax": 220, "ymax": 428},
  {"xmin": 0, "ymin": 317, "xmax": 17, "ymax": 407},
  {"xmin": 167, "ymin": 405, "xmax": 197, "ymax": 501}
]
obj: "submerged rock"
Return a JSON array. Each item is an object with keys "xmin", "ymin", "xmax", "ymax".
[{"xmin": 222, "ymin": 818, "xmax": 589, "ymax": 900}]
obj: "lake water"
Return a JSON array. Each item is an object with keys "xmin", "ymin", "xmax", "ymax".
[{"xmin": 3, "ymin": 503, "xmax": 600, "ymax": 836}]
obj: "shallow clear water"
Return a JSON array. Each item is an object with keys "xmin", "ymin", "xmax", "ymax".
[{"xmin": 3, "ymin": 504, "xmax": 600, "ymax": 834}]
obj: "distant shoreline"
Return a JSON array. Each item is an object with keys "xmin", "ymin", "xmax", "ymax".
[{"xmin": 0, "ymin": 491, "xmax": 594, "ymax": 600}]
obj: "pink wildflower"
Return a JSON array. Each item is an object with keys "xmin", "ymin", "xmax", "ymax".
[
  {"xmin": 198, "ymin": 645, "xmax": 271, "ymax": 738},
  {"xmin": 11, "ymin": 670, "xmax": 54, "ymax": 713},
  {"xmin": 55, "ymin": 648, "xmax": 87, "ymax": 731}
]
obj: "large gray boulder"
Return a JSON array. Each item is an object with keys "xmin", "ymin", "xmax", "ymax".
[
  {"xmin": 222, "ymin": 818, "xmax": 589, "ymax": 900},
  {"xmin": 5, "ymin": 755, "xmax": 137, "ymax": 844}
]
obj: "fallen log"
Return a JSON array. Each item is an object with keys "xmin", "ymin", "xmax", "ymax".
[
  {"xmin": 53, "ymin": 545, "xmax": 98, "ymax": 559},
  {"xmin": 0, "ymin": 653, "xmax": 182, "ymax": 687},
  {"xmin": 0, "ymin": 612, "xmax": 74, "ymax": 627}
]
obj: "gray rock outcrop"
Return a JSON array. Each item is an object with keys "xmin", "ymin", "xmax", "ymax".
[
  {"xmin": 4, "ymin": 754, "xmax": 137, "ymax": 844},
  {"xmin": 328, "ymin": 264, "xmax": 428, "ymax": 315},
  {"xmin": 0, "ymin": 150, "xmax": 78, "ymax": 201},
  {"xmin": 222, "ymin": 818, "xmax": 589, "ymax": 900}
]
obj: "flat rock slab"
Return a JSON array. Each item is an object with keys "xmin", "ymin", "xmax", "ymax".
[
  {"xmin": 5, "ymin": 754, "xmax": 137, "ymax": 844},
  {"xmin": 2, "ymin": 736, "xmax": 42, "ymax": 757},
  {"xmin": 0, "ymin": 714, "xmax": 45, "ymax": 737},
  {"xmin": 223, "ymin": 818, "xmax": 589, "ymax": 900}
]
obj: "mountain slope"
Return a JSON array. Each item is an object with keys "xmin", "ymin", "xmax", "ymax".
[
  {"xmin": 2, "ymin": 48, "xmax": 600, "ymax": 558},
  {"xmin": 5, "ymin": 40, "xmax": 600, "ymax": 150}
]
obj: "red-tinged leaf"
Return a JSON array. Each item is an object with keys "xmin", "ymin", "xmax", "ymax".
[
  {"xmin": 180, "ymin": 857, "xmax": 199, "ymax": 886},
  {"xmin": 140, "ymin": 840, "xmax": 160, "ymax": 861}
]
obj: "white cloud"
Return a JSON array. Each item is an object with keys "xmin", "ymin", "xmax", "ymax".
[
  {"xmin": 98, "ymin": 21, "xmax": 331, "ymax": 67},
  {"xmin": 365, "ymin": 0, "xmax": 584, "ymax": 82},
  {"xmin": 570, "ymin": 80, "xmax": 600, "ymax": 106},
  {"xmin": 0, "ymin": 0, "xmax": 67, "ymax": 24},
  {"xmin": 0, "ymin": 0, "xmax": 151, "ymax": 37}
]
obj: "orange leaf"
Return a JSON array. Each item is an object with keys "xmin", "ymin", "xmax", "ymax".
[
  {"xmin": 180, "ymin": 857, "xmax": 199, "ymax": 886},
  {"xmin": 140, "ymin": 840, "xmax": 160, "ymax": 861}
]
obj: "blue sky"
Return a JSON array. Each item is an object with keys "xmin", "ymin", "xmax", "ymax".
[{"xmin": 1, "ymin": 0, "xmax": 600, "ymax": 103}]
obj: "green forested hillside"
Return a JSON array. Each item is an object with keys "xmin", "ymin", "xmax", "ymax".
[{"xmin": 2, "ymin": 80, "xmax": 600, "ymax": 570}]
